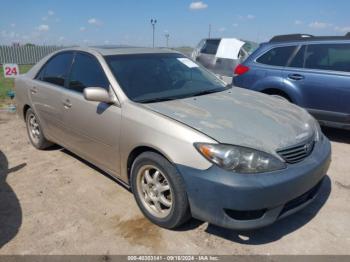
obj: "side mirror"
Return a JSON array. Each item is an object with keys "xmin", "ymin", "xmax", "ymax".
[{"xmin": 84, "ymin": 87, "xmax": 112, "ymax": 103}]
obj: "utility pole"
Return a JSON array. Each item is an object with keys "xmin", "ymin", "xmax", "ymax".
[
  {"xmin": 208, "ymin": 24, "xmax": 211, "ymax": 39},
  {"xmin": 165, "ymin": 33, "xmax": 170, "ymax": 48},
  {"xmin": 150, "ymin": 19, "xmax": 157, "ymax": 48}
]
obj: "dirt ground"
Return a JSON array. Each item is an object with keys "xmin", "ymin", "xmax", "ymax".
[{"xmin": 0, "ymin": 112, "xmax": 349, "ymax": 255}]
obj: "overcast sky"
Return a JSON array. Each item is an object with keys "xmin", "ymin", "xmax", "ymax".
[{"xmin": 1, "ymin": 0, "xmax": 350, "ymax": 47}]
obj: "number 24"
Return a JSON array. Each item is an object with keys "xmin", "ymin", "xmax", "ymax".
[{"xmin": 5, "ymin": 67, "xmax": 17, "ymax": 76}]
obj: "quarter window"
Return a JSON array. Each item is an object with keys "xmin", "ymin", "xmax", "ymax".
[
  {"xmin": 257, "ymin": 46, "xmax": 296, "ymax": 66},
  {"xmin": 38, "ymin": 52, "xmax": 74, "ymax": 86},
  {"xmin": 305, "ymin": 44, "xmax": 350, "ymax": 72},
  {"xmin": 68, "ymin": 53, "xmax": 110, "ymax": 93}
]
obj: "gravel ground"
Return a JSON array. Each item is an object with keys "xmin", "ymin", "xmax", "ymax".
[{"xmin": 0, "ymin": 112, "xmax": 349, "ymax": 255}]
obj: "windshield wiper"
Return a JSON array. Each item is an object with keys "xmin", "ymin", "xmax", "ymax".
[
  {"xmin": 188, "ymin": 88, "xmax": 227, "ymax": 97},
  {"xmin": 137, "ymin": 97, "xmax": 177, "ymax": 103}
]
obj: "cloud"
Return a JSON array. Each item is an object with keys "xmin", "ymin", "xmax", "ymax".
[
  {"xmin": 238, "ymin": 14, "xmax": 255, "ymax": 21},
  {"xmin": 48, "ymin": 10, "xmax": 54, "ymax": 16},
  {"xmin": 58, "ymin": 36, "xmax": 64, "ymax": 41},
  {"xmin": 294, "ymin": 20, "xmax": 303, "ymax": 25},
  {"xmin": 88, "ymin": 18, "xmax": 102, "ymax": 26},
  {"xmin": 309, "ymin": 21, "xmax": 332, "ymax": 29},
  {"xmin": 232, "ymin": 23, "xmax": 239, "ymax": 27},
  {"xmin": 42, "ymin": 16, "xmax": 48, "ymax": 21},
  {"xmin": 10, "ymin": 23, "xmax": 16, "ymax": 28},
  {"xmin": 36, "ymin": 24, "xmax": 50, "ymax": 32},
  {"xmin": 189, "ymin": 1, "xmax": 208, "ymax": 10},
  {"xmin": 334, "ymin": 26, "xmax": 350, "ymax": 33},
  {"xmin": 218, "ymin": 27, "xmax": 226, "ymax": 32},
  {"xmin": 80, "ymin": 26, "xmax": 86, "ymax": 31}
]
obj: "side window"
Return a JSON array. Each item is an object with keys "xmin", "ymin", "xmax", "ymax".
[
  {"xmin": 305, "ymin": 44, "xmax": 350, "ymax": 72},
  {"xmin": 289, "ymin": 45, "xmax": 306, "ymax": 68},
  {"xmin": 196, "ymin": 39, "xmax": 206, "ymax": 51},
  {"xmin": 39, "ymin": 52, "xmax": 74, "ymax": 86},
  {"xmin": 68, "ymin": 53, "xmax": 110, "ymax": 93},
  {"xmin": 257, "ymin": 46, "xmax": 296, "ymax": 66},
  {"xmin": 200, "ymin": 39, "xmax": 221, "ymax": 55}
]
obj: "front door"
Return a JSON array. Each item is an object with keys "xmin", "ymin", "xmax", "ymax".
[{"xmin": 62, "ymin": 52, "xmax": 121, "ymax": 175}]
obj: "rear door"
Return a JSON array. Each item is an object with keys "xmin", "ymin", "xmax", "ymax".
[
  {"xmin": 30, "ymin": 52, "xmax": 74, "ymax": 141},
  {"xmin": 283, "ymin": 43, "xmax": 350, "ymax": 122},
  {"xmin": 62, "ymin": 52, "xmax": 122, "ymax": 175}
]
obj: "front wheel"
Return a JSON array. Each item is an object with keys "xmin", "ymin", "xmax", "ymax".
[{"xmin": 130, "ymin": 152, "xmax": 191, "ymax": 229}]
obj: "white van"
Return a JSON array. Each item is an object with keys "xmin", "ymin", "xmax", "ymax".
[{"xmin": 192, "ymin": 38, "xmax": 258, "ymax": 83}]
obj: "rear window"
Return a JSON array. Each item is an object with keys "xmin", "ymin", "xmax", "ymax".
[
  {"xmin": 200, "ymin": 39, "xmax": 221, "ymax": 55},
  {"xmin": 305, "ymin": 44, "xmax": 350, "ymax": 72},
  {"xmin": 257, "ymin": 46, "xmax": 296, "ymax": 66}
]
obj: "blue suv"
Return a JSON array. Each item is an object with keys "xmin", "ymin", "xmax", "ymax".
[{"xmin": 233, "ymin": 33, "xmax": 350, "ymax": 130}]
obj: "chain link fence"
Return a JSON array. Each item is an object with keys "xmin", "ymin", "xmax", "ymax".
[{"xmin": 0, "ymin": 45, "xmax": 64, "ymax": 65}]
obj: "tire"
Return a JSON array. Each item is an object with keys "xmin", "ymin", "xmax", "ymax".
[
  {"xmin": 130, "ymin": 151, "xmax": 191, "ymax": 229},
  {"xmin": 270, "ymin": 94, "xmax": 291, "ymax": 102},
  {"xmin": 25, "ymin": 108, "xmax": 52, "ymax": 150}
]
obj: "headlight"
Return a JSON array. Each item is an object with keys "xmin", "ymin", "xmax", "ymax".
[{"xmin": 194, "ymin": 143, "xmax": 286, "ymax": 174}]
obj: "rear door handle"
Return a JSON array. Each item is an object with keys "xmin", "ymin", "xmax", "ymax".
[
  {"xmin": 288, "ymin": 74, "xmax": 304, "ymax": 80},
  {"xmin": 63, "ymin": 99, "xmax": 72, "ymax": 109},
  {"xmin": 30, "ymin": 87, "xmax": 37, "ymax": 94}
]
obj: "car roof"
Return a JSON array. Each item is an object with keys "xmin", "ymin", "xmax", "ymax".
[
  {"xmin": 263, "ymin": 39, "xmax": 350, "ymax": 47},
  {"xmin": 58, "ymin": 46, "xmax": 181, "ymax": 56},
  {"xmin": 266, "ymin": 33, "xmax": 350, "ymax": 45}
]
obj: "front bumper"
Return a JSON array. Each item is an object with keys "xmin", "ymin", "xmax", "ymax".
[{"xmin": 177, "ymin": 136, "xmax": 331, "ymax": 230}]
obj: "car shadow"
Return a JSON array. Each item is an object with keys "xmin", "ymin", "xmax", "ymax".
[
  {"xmin": 322, "ymin": 127, "xmax": 350, "ymax": 144},
  {"xmin": 0, "ymin": 150, "xmax": 26, "ymax": 248},
  {"xmin": 60, "ymin": 148, "xmax": 131, "ymax": 192},
  {"xmin": 55, "ymin": 146, "xmax": 331, "ymax": 242},
  {"xmin": 204, "ymin": 175, "xmax": 331, "ymax": 244}
]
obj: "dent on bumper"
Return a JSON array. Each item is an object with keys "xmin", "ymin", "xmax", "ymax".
[{"xmin": 176, "ymin": 137, "xmax": 331, "ymax": 230}]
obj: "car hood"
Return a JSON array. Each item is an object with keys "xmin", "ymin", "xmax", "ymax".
[{"xmin": 143, "ymin": 88, "xmax": 315, "ymax": 155}]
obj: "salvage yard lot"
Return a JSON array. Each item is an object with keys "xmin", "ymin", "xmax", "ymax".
[{"xmin": 0, "ymin": 112, "xmax": 350, "ymax": 254}]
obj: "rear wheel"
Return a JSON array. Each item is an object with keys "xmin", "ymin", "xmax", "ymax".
[
  {"xmin": 263, "ymin": 89, "xmax": 292, "ymax": 103},
  {"xmin": 270, "ymin": 94, "xmax": 290, "ymax": 102},
  {"xmin": 25, "ymin": 108, "xmax": 52, "ymax": 149},
  {"xmin": 130, "ymin": 152, "xmax": 191, "ymax": 229}
]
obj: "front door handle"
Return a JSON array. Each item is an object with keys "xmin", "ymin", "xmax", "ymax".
[
  {"xmin": 63, "ymin": 99, "xmax": 72, "ymax": 109},
  {"xmin": 288, "ymin": 74, "xmax": 304, "ymax": 80},
  {"xmin": 30, "ymin": 87, "xmax": 38, "ymax": 94}
]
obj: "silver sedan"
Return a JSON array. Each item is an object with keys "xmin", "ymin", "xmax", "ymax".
[{"xmin": 15, "ymin": 47, "xmax": 331, "ymax": 230}]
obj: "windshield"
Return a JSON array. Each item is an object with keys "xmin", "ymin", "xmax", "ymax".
[{"xmin": 105, "ymin": 53, "xmax": 228, "ymax": 103}]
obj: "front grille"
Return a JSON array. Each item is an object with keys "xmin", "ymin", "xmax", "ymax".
[
  {"xmin": 277, "ymin": 137, "xmax": 315, "ymax": 164},
  {"xmin": 224, "ymin": 208, "xmax": 266, "ymax": 221}
]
